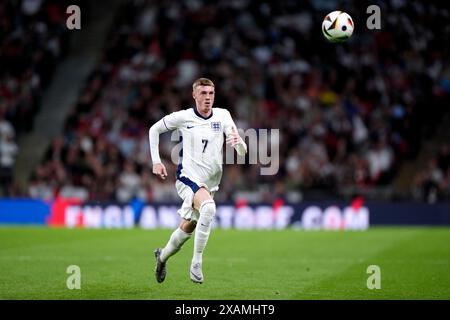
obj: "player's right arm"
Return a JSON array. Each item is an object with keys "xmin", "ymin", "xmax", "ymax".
[{"xmin": 149, "ymin": 111, "xmax": 184, "ymax": 180}]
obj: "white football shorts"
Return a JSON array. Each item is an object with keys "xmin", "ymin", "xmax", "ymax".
[{"xmin": 175, "ymin": 179, "xmax": 216, "ymax": 222}]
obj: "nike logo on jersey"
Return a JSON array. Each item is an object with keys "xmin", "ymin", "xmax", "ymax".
[{"xmin": 187, "ymin": 125, "xmax": 194, "ymax": 129}]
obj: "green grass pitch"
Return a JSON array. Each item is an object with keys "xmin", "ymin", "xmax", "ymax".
[{"xmin": 0, "ymin": 227, "xmax": 449, "ymax": 299}]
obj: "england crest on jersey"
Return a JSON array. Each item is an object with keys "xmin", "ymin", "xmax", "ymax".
[{"xmin": 211, "ymin": 122, "xmax": 221, "ymax": 132}]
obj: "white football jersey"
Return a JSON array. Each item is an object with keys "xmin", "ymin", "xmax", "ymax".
[{"xmin": 152, "ymin": 107, "xmax": 243, "ymax": 192}]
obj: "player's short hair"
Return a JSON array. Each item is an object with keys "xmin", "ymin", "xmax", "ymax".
[{"xmin": 192, "ymin": 78, "xmax": 215, "ymax": 90}]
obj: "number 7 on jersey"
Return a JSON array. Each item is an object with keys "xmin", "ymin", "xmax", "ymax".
[{"xmin": 201, "ymin": 139, "xmax": 208, "ymax": 153}]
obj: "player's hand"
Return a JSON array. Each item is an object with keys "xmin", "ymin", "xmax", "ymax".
[
  {"xmin": 226, "ymin": 127, "xmax": 241, "ymax": 147},
  {"xmin": 152, "ymin": 163, "xmax": 168, "ymax": 180}
]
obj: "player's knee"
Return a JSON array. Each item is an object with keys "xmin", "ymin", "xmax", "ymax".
[
  {"xmin": 199, "ymin": 199, "xmax": 216, "ymax": 221},
  {"xmin": 180, "ymin": 220, "xmax": 196, "ymax": 233}
]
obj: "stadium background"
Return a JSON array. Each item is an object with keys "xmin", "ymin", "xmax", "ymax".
[{"xmin": 0, "ymin": 0, "xmax": 449, "ymax": 300}]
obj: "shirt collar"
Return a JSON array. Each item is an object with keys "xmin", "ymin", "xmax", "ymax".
[{"xmin": 192, "ymin": 106, "xmax": 213, "ymax": 120}]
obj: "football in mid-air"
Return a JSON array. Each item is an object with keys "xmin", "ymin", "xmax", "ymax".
[{"xmin": 322, "ymin": 11, "xmax": 354, "ymax": 43}]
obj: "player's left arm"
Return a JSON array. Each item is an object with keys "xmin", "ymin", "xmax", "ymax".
[{"xmin": 224, "ymin": 111, "xmax": 247, "ymax": 156}]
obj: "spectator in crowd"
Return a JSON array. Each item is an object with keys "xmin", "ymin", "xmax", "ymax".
[
  {"xmin": 0, "ymin": 130, "xmax": 18, "ymax": 196},
  {"xmin": 413, "ymin": 142, "xmax": 450, "ymax": 202}
]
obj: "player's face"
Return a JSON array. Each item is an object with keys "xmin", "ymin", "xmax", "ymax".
[{"xmin": 193, "ymin": 85, "xmax": 215, "ymax": 116}]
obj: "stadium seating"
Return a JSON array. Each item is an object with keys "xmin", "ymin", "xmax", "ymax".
[
  {"xmin": 0, "ymin": 0, "xmax": 72, "ymax": 196},
  {"xmin": 10, "ymin": 1, "xmax": 449, "ymax": 202}
]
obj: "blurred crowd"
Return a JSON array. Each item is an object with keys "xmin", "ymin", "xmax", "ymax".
[
  {"xmin": 412, "ymin": 142, "xmax": 450, "ymax": 203},
  {"xmin": 14, "ymin": 0, "xmax": 450, "ymax": 202},
  {"xmin": 0, "ymin": 0, "xmax": 72, "ymax": 195}
]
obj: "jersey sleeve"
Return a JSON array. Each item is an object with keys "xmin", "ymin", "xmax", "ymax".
[
  {"xmin": 148, "ymin": 110, "xmax": 185, "ymax": 165},
  {"xmin": 161, "ymin": 110, "xmax": 186, "ymax": 131},
  {"xmin": 223, "ymin": 110, "xmax": 247, "ymax": 156},
  {"xmin": 223, "ymin": 110, "xmax": 237, "ymax": 136}
]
